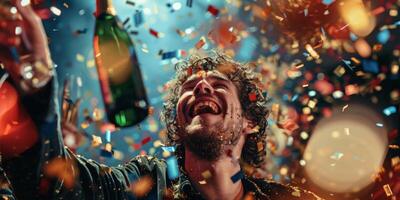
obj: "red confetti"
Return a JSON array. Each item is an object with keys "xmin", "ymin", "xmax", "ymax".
[
  {"xmin": 187, "ymin": 67, "xmax": 193, "ymax": 76},
  {"xmin": 371, "ymin": 6, "xmax": 385, "ymax": 16},
  {"xmin": 207, "ymin": 5, "xmax": 219, "ymax": 16},
  {"xmin": 248, "ymin": 92, "xmax": 257, "ymax": 102},
  {"xmin": 133, "ymin": 143, "xmax": 141, "ymax": 150},
  {"xmin": 141, "ymin": 136, "xmax": 152, "ymax": 145},
  {"xmin": 195, "ymin": 37, "xmax": 206, "ymax": 49},
  {"xmin": 149, "ymin": 28, "xmax": 159, "ymax": 38},
  {"xmin": 100, "ymin": 123, "xmax": 116, "ymax": 133}
]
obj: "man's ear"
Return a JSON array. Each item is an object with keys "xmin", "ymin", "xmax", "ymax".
[{"xmin": 242, "ymin": 117, "xmax": 257, "ymax": 135}]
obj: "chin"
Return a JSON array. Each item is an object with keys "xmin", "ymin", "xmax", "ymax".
[{"xmin": 184, "ymin": 131, "xmax": 224, "ymax": 161}]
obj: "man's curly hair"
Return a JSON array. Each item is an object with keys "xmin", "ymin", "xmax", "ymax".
[{"xmin": 160, "ymin": 52, "xmax": 269, "ymax": 167}]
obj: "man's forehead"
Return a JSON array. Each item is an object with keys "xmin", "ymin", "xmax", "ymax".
[{"xmin": 183, "ymin": 70, "xmax": 229, "ymax": 84}]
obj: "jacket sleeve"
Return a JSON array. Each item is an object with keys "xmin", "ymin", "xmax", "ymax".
[
  {"xmin": 0, "ymin": 166, "xmax": 17, "ymax": 200},
  {"xmin": 1, "ymin": 70, "xmax": 68, "ymax": 199},
  {"xmin": 60, "ymin": 149, "xmax": 168, "ymax": 200}
]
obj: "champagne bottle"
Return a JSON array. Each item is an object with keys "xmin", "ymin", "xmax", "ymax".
[{"xmin": 94, "ymin": 0, "xmax": 149, "ymax": 127}]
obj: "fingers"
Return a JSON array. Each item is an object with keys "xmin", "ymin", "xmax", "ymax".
[
  {"xmin": 62, "ymin": 122, "xmax": 79, "ymax": 135},
  {"xmin": 13, "ymin": 0, "xmax": 49, "ymax": 61},
  {"xmin": 70, "ymin": 98, "xmax": 81, "ymax": 125},
  {"xmin": 0, "ymin": 2, "xmax": 22, "ymax": 47}
]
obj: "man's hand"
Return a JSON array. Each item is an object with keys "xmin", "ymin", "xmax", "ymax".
[
  {"xmin": 61, "ymin": 80, "xmax": 84, "ymax": 152},
  {"xmin": 0, "ymin": 0, "xmax": 52, "ymax": 93}
]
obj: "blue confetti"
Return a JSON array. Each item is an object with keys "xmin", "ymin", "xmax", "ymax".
[
  {"xmin": 167, "ymin": 156, "xmax": 179, "ymax": 180},
  {"xmin": 105, "ymin": 130, "xmax": 111, "ymax": 143},
  {"xmin": 362, "ymin": 59, "xmax": 379, "ymax": 74},
  {"xmin": 134, "ymin": 10, "xmax": 144, "ymax": 27},
  {"xmin": 377, "ymin": 29, "xmax": 390, "ymax": 44},
  {"xmin": 383, "ymin": 106, "xmax": 397, "ymax": 116},
  {"xmin": 270, "ymin": 44, "xmax": 280, "ymax": 53},
  {"xmin": 100, "ymin": 149, "xmax": 113, "ymax": 157},
  {"xmin": 350, "ymin": 33, "xmax": 358, "ymax": 41},
  {"xmin": 308, "ymin": 90, "xmax": 316, "ymax": 97},
  {"xmin": 322, "ymin": 0, "xmax": 334, "ymax": 5},
  {"xmin": 237, "ymin": 35, "xmax": 258, "ymax": 61},
  {"xmin": 162, "ymin": 50, "xmax": 183, "ymax": 60},
  {"xmin": 161, "ymin": 146, "xmax": 176, "ymax": 152},
  {"xmin": 230, "ymin": 170, "xmax": 244, "ymax": 183},
  {"xmin": 291, "ymin": 94, "xmax": 299, "ymax": 102},
  {"xmin": 9, "ymin": 47, "xmax": 20, "ymax": 62}
]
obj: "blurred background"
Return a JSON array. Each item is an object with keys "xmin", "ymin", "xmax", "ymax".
[{"xmin": 32, "ymin": 0, "xmax": 399, "ymax": 199}]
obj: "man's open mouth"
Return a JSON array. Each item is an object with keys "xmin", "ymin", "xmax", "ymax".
[{"xmin": 189, "ymin": 100, "xmax": 222, "ymax": 117}]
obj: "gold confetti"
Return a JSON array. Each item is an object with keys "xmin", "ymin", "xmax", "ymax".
[
  {"xmin": 305, "ymin": 44, "xmax": 320, "ymax": 59},
  {"xmin": 91, "ymin": 135, "xmax": 102, "ymax": 147},
  {"xmin": 44, "ymin": 158, "xmax": 77, "ymax": 189},
  {"xmin": 201, "ymin": 170, "xmax": 212, "ymax": 179},
  {"xmin": 130, "ymin": 175, "xmax": 154, "ymax": 197},
  {"xmin": 383, "ymin": 184, "xmax": 393, "ymax": 197}
]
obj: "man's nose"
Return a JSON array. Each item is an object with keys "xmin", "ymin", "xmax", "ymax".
[{"xmin": 193, "ymin": 80, "xmax": 214, "ymax": 96}]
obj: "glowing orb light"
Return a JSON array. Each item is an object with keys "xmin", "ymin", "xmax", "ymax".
[
  {"xmin": 304, "ymin": 105, "xmax": 387, "ymax": 193},
  {"xmin": 340, "ymin": 0, "xmax": 376, "ymax": 37}
]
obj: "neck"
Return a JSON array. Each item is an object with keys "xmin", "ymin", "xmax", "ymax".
[{"xmin": 184, "ymin": 135, "xmax": 246, "ymax": 200}]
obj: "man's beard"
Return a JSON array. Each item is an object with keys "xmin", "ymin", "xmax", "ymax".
[{"xmin": 182, "ymin": 118, "xmax": 243, "ymax": 161}]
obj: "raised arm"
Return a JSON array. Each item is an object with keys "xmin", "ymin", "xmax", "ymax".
[{"xmin": 0, "ymin": 0, "xmax": 54, "ymax": 157}]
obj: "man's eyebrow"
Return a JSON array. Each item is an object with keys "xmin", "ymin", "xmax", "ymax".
[
  {"xmin": 209, "ymin": 74, "xmax": 229, "ymax": 82},
  {"xmin": 182, "ymin": 76, "xmax": 198, "ymax": 86},
  {"xmin": 182, "ymin": 73, "xmax": 230, "ymax": 86}
]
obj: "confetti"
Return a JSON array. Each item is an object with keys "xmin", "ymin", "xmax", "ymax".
[
  {"xmin": 230, "ymin": 170, "xmax": 244, "ymax": 183},
  {"xmin": 383, "ymin": 184, "xmax": 393, "ymax": 197},
  {"xmin": 195, "ymin": 37, "xmax": 206, "ymax": 49},
  {"xmin": 383, "ymin": 106, "xmax": 397, "ymax": 116},
  {"xmin": 44, "ymin": 158, "xmax": 77, "ymax": 189},
  {"xmin": 149, "ymin": 28, "xmax": 160, "ymax": 38},
  {"xmin": 161, "ymin": 146, "xmax": 176, "ymax": 152},
  {"xmin": 126, "ymin": 0, "xmax": 135, "ymax": 6},
  {"xmin": 305, "ymin": 44, "xmax": 319, "ymax": 59},
  {"xmin": 201, "ymin": 170, "xmax": 212, "ymax": 179},
  {"xmin": 134, "ymin": 10, "xmax": 143, "ymax": 27},
  {"xmin": 248, "ymin": 92, "xmax": 257, "ymax": 102},
  {"xmin": 186, "ymin": 0, "xmax": 193, "ymax": 7},
  {"xmin": 166, "ymin": 156, "xmax": 179, "ymax": 180},
  {"xmin": 141, "ymin": 136, "xmax": 152, "ymax": 145},
  {"xmin": 161, "ymin": 50, "xmax": 184, "ymax": 60},
  {"xmin": 207, "ymin": 5, "xmax": 219, "ymax": 16},
  {"xmin": 130, "ymin": 175, "xmax": 153, "ymax": 197},
  {"xmin": 342, "ymin": 104, "xmax": 349, "ymax": 112},
  {"xmin": 376, "ymin": 123, "xmax": 383, "ymax": 127}
]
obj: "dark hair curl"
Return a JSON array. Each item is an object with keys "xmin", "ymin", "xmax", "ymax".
[{"xmin": 160, "ymin": 51, "xmax": 269, "ymax": 167}]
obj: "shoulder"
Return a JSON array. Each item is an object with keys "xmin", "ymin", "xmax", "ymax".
[{"xmin": 245, "ymin": 178, "xmax": 323, "ymax": 200}]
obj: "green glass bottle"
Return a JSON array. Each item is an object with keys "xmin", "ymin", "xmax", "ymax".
[{"xmin": 94, "ymin": 0, "xmax": 149, "ymax": 127}]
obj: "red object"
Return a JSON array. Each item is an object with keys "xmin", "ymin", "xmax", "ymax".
[
  {"xmin": 326, "ymin": 22, "xmax": 350, "ymax": 40},
  {"xmin": 141, "ymin": 136, "xmax": 152, "ymax": 145},
  {"xmin": 187, "ymin": 67, "xmax": 193, "ymax": 76},
  {"xmin": 100, "ymin": 123, "xmax": 116, "ymax": 133},
  {"xmin": 0, "ymin": 82, "xmax": 38, "ymax": 158},
  {"xmin": 149, "ymin": 28, "xmax": 159, "ymax": 38},
  {"xmin": 207, "ymin": 5, "xmax": 219, "ymax": 16},
  {"xmin": 248, "ymin": 92, "xmax": 257, "ymax": 102}
]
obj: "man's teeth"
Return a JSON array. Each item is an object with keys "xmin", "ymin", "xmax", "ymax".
[{"xmin": 193, "ymin": 101, "xmax": 219, "ymax": 115}]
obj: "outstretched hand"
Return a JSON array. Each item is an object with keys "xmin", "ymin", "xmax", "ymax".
[
  {"xmin": 0, "ymin": 0, "xmax": 52, "ymax": 93},
  {"xmin": 61, "ymin": 80, "xmax": 84, "ymax": 151}
]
